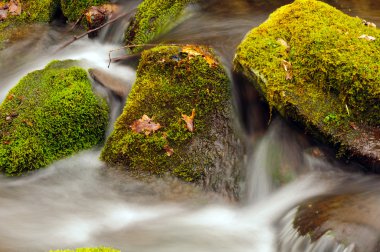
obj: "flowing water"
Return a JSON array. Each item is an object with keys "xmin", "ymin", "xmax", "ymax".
[{"xmin": 0, "ymin": 0, "xmax": 379, "ymax": 251}]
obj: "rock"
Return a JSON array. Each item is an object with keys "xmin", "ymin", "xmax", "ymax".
[
  {"xmin": 101, "ymin": 45, "xmax": 245, "ymax": 200},
  {"xmin": 293, "ymin": 191, "xmax": 380, "ymax": 252},
  {"xmin": 234, "ymin": 0, "xmax": 380, "ymax": 170},
  {"xmin": 60, "ymin": 0, "xmax": 109, "ymax": 22},
  {"xmin": 0, "ymin": 60, "xmax": 109, "ymax": 176},
  {"xmin": 124, "ymin": 0, "xmax": 196, "ymax": 53},
  {"xmin": 89, "ymin": 68, "xmax": 132, "ymax": 98},
  {"xmin": 85, "ymin": 4, "xmax": 116, "ymax": 38}
]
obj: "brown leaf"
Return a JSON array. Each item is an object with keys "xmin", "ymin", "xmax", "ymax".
[
  {"xmin": 182, "ymin": 45, "xmax": 218, "ymax": 68},
  {"xmin": 349, "ymin": 122, "xmax": 359, "ymax": 130},
  {"xmin": 130, "ymin": 115, "xmax": 161, "ymax": 135},
  {"xmin": 182, "ymin": 109, "xmax": 195, "ymax": 132},
  {"xmin": 7, "ymin": 94, "xmax": 15, "ymax": 100},
  {"xmin": 164, "ymin": 145, "xmax": 174, "ymax": 156},
  {"xmin": 8, "ymin": 0, "xmax": 21, "ymax": 16},
  {"xmin": 281, "ymin": 60, "xmax": 293, "ymax": 80}
]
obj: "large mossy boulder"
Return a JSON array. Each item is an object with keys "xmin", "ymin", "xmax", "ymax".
[
  {"xmin": 101, "ymin": 45, "xmax": 244, "ymax": 199},
  {"xmin": 0, "ymin": 60, "xmax": 109, "ymax": 176},
  {"xmin": 234, "ymin": 0, "xmax": 380, "ymax": 169},
  {"xmin": 124, "ymin": 0, "xmax": 195, "ymax": 53}
]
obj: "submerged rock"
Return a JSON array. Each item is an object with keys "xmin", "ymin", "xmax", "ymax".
[
  {"xmin": 234, "ymin": 0, "xmax": 380, "ymax": 170},
  {"xmin": 101, "ymin": 45, "xmax": 245, "ymax": 199},
  {"xmin": 124, "ymin": 0, "xmax": 196, "ymax": 53},
  {"xmin": 0, "ymin": 60, "xmax": 109, "ymax": 176}
]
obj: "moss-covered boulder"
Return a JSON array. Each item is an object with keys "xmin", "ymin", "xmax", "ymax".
[
  {"xmin": 0, "ymin": 60, "xmax": 109, "ymax": 176},
  {"xmin": 60, "ymin": 0, "xmax": 109, "ymax": 22},
  {"xmin": 0, "ymin": 0, "xmax": 60, "ymax": 49},
  {"xmin": 101, "ymin": 45, "xmax": 244, "ymax": 199},
  {"xmin": 124, "ymin": 0, "xmax": 195, "ymax": 53},
  {"xmin": 234, "ymin": 0, "xmax": 380, "ymax": 169}
]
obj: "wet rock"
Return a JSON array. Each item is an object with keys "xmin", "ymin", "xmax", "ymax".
[
  {"xmin": 234, "ymin": 0, "xmax": 380, "ymax": 170},
  {"xmin": 85, "ymin": 4, "xmax": 116, "ymax": 38},
  {"xmin": 89, "ymin": 68, "xmax": 132, "ymax": 98},
  {"xmin": 293, "ymin": 191, "xmax": 380, "ymax": 252},
  {"xmin": 0, "ymin": 60, "xmax": 109, "ymax": 176},
  {"xmin": 101, "ymin": 45, "xmax": 245, "ymax": 200},
  {"xmin": 124, "ymin": 0, "xmax": 197, "ymax": 53}
]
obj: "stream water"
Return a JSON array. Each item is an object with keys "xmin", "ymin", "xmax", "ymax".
[{"xmin": 0, "ymin": 0, "xmax": 379, "ymax": 251}]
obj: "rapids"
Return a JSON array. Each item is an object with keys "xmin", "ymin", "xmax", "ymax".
[{"xmin": 0, "ymin": 0, "xmax": 379, "ymax": 251}]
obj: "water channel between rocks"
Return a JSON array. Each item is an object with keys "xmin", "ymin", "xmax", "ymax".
[{"xmin": 0, "ymin": 0, "xmax": 379, "ymax": 251}]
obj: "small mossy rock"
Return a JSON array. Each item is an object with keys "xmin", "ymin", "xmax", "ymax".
[
  {"xmin": 0, "ymin": 60, "xmax": 109, "ymax": 176},
  {"xmin": 60, "ymin": 0, "xmax": 109, "ymax": 22},
  {"xmin": 101, "ymin": 45, "xmax": 244, "ymax": 199},
  {"xmin": 124, "ymin": 0, "xmax": 196, "ymax": 53},
  {"xmin": 234, "ymin": 0, "xmax": 380, "ymax": 169},
  {"xmin": 0, "ymin": 0, "xmax": 60, "ymax": 49}
]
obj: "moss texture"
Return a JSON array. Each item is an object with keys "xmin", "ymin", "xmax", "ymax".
[
  {"xmin": 101, "ymin": 45, "xmax": 237, "ymax": 184},
  {"xmin": 60, "ymin": 0, "xmax": 109, "ymax": 22},
  {"xmin": 0, "ymin": 60, "xmax": 109, "ymax": 176},
  {"xmin": 50, "ymin": 248, "xmax": 120, "ymax": 252},
  {"xmin": 234, "ymin": 0, "xmax": 380, "ymax": 161},
  {"xmin": 124, "ymin": 0, "xmax": 195, "ymax": 53}
]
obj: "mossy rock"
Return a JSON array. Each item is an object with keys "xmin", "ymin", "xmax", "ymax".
[
  {"xmin": 0, "ymin": 0, "xmax": 60, "ymax": 49},
  {"xmin": 124, "ymin": 0, "xmax": 196, "ymax": 53},
  {"xmin": 101, "ymin": 45, "xmax": 244, "ymax": 199},
  {"xmin": 234, "ymin": 0, "xmax": 380, "ymax": 169},
  {"xmin": 0, "ymin": 60, "xmax": 109, "ymax": 176},
  {"xmin": 60, "ymin": 0, "xmax": 109, "ymax": 22},
  {"xmin": 50, "ymin": 247, "xmax": 120, "ymax": 252}
]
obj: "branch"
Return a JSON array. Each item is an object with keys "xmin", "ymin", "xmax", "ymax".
[{"xmin": 56, "ymin": 9, "xmax": 135, "ymax": 52}]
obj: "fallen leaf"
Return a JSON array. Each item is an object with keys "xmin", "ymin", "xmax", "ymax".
[
  {"xmin": 359, "ymin": 34, "xmax": 376, "ymax": 41},
  {"xmin": 130, "ymin": 114, "xmax": 161, "ymax": 135},
  {"xmin": 0, "ymin": 10, "xmax": 7, "ymax": 21},
  {"xmin": 362, "ymin": 20, "xmax": 376, "ymax": 28},
  {"xmin": 8, "ymin": 0, "xmax": 21, "ymax": 16},
  {"xmin": 7, "ymin": 94, "xmax": 14, "ymax": 100},
  {"xmin": 22, "ymin": 119, "xmax": 33, "ymax": 127},
  {"xmin": 281, "ymin": 60, "xmax": 293, "ymax": 80},
  {"xmin": 182, "ymin": 108, "xmax": 195, "ymax": 132},
  {"xmin": 164, "ymin": 145, "xmax": 174, "ymax": 156},
  {"xmin": 349, "ymin": 122, "xmax": 359, "ymax": 130},
  {"xmin": 277, "ymin": 38, "xmax": 290, "ymax": 52},
  {"xmin": 182, "ymin": 45, "xmax": 218, "ymax": 68}
]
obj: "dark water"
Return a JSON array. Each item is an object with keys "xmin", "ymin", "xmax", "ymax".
[{"xmin": 0, "ymin": 0, "xmax": 379, "ymax": 251}]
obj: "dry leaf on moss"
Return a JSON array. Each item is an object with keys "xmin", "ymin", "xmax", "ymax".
[
  {"xmin": 182, "ymin": 108, "xmax": 195, "ymax": 132},
  {"xmin": 130, "ymin": 114, "xmax": 161, "ymax": 135},
  {"xmin": 164, "ymin": 145, "xmax": 174, "ymax": 156},
  {"xmin": 281, "ymin": 59, "xmax": 293, "ymax": 80},
  {"xmin": 8, "ymin": 0, "xmax": 21, "ymax": 16},
  {"xmin": 182, "ymin": 45, "xmax": 218, "ymax": 68}
]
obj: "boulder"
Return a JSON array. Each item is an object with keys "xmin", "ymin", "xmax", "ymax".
[
  {"xmin": 124, "ymin": 0, "xmax": 196, "ymax": 53},
  {"xmin": 101, "ymin": 45, "xmax": 245, "ymax": 199},
  {"xmin": 0, "ymin": 60, "xmax": 109, "ymax": 176},
  {"xmin": 234, "ymin": 0, "xmax": 380, "ymax": 170}
]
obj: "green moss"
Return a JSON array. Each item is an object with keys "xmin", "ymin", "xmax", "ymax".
[
  {"xmin": 50, "ymin": 248, "xmax": 120, "ymax": 252},
  {"xmin": 60, "ymin": 0, "xmax": 109, "ymax": 22},
  {"xmin": 0, "ymin": 60, "xmax": 109, "ymax": 176},
  {"xmin": 124, "ymin": 0, "xmax": 195, "ymax": 53},
  {"xmin": 101, "ymin": 45, "xmax": 230, "ymax": 182},
  {"xmin": 234, "ymin": 0, "xmax": 380, "ymax": 150}
]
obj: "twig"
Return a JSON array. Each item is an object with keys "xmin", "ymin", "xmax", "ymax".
[
  {"xmin": 69, "ymin": 13, "xmax": 84, "ymax": 31},
  {"xmin": 56, "ymin": 9, "xmax": 135, "ymax": 52},
  {"xmin": 107, "ymin": 43, "xmax": 191, "ymax": 67}
]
